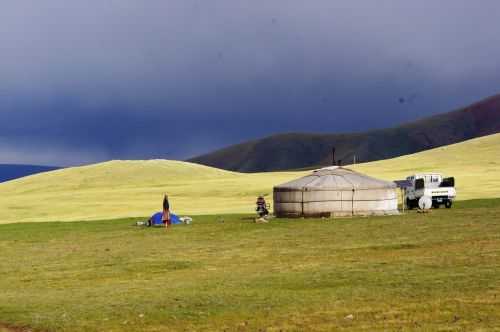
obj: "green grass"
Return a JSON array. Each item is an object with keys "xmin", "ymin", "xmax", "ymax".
[
  {"xmin": 1, "ymin": 199, "xmax": 500, "ymax": 331},
  {"xmin": 1, "ymin": 133, "xmax": 500, "ymax": 224}
]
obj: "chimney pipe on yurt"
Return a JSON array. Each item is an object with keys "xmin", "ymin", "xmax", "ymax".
[{"xmin": 332, "ymin": 147, "xmax": 336, "ymax": 166}]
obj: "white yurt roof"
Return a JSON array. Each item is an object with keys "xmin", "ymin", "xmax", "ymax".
[{"xmin": 275, "ymin": 166, "xmax": 396, "ymax": 191}]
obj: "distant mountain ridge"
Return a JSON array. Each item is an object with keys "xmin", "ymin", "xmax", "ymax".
[
  {"xmin": 0, "ymin": 164, "xmax": 60, "ymax": 183},
  {"xmin": 189, "ymin": 93, "xmax": 500, "ymax": 172}
]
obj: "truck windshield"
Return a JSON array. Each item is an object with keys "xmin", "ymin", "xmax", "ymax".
[{"xmin": 420, "ymin": 175, "xmax": 441, "ymax": 188}]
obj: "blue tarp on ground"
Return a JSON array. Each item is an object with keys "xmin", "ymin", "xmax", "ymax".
[{"xmin": 151, "ymin": 212, "xmax": 182, "ymax": 225}]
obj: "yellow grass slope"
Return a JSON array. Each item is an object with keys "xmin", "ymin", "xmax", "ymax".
[
  {"xmin": 0, "ymin": 160, "xmax": 304, "ymax": 224},
  {"xmin": 352, "ymin": 133, "xmax": 500, "ymax": 200},
  {"xmin": 0, "ymin": 133, "xmax": 499, "ymax": 224}
]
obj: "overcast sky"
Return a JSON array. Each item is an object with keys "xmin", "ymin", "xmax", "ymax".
[{"xmin": 1, "ymin": 0, "xmax": 500, "ymax": 166}]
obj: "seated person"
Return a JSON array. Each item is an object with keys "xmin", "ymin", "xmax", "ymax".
[{"xmin": 256, "ymin": 195, "xmax": 269, "ymax": 217}]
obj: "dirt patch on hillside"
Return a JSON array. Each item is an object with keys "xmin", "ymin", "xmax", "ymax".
[{"xmin": 0, "ymin": 322, "xmax": 35, "ymax": 332}]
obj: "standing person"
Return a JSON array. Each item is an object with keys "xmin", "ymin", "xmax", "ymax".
[{"xmin": 162, "ymin": 194, "xmax": 171, "ymax": 230}]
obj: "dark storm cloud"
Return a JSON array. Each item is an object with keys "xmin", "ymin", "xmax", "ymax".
[{"xmin": 1, "ymin": 0, "xmax": 500, "ymax": 165}]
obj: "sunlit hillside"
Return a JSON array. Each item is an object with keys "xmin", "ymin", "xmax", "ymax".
[
  {"xmin": 0, "ymin": 133, "xmax": 499, "ymax": 224},
  {"xmin": 353, "ymin": 133, "xmax": 500, "ymax": 200},
  {"xmin": 0, "ymin": 160, "xmax": 304, "ymax": 224}
]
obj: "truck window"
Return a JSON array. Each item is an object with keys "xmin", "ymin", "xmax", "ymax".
[{"xmin": 440, "ymin": 177, "xmax": 455, "ymax": 187}]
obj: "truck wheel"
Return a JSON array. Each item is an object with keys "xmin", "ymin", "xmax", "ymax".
[{"xmin": 445, "ymin": 200, "xmax": 452, "ymax": 209}]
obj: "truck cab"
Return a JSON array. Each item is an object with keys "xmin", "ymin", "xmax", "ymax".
[{"xmin": 405, "ymin": 173, "xmax": 456, "ymax": 209}]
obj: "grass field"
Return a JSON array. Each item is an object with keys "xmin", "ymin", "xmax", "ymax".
[
  {"xmin": 1, "ymin": 199, "xmax": 500, "ymax": 331},
  {"xmin": 0, "ymin": 133, "xmax": 499, "ymax": 224}
]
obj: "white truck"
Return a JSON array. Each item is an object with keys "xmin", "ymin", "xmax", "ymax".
[{"xmin": 404, "ymin": 173, "xmax": 456, "ymax": 209}]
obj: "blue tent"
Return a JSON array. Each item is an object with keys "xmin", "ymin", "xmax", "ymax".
[{"xmin": 150, "ymin": 212, "xmax": 182, "ymax": 226}]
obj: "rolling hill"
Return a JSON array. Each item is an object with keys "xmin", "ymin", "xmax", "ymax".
[
  {"xmin": 0, "ymin": 133, "xmax": 499, "ymax": 224},
  {"xmin": 0, "ymin": 164, "xmax": 60, "ymax": 183},
  {"xmin": 0, "ymin": 160, "xmax": 302, "ymax": 224},
  {"xmin": 189, "ymin": 93, "xmax": 500, "ymax": 172}
]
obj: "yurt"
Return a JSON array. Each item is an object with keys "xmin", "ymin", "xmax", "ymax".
[{"xmin": 273, "ymin": 167, "xmax": 398, "ymax": 218}]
